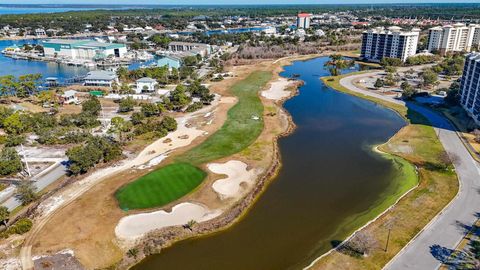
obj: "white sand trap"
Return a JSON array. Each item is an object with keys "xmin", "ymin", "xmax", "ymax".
[
  {"xmin": 261, "ymin": 78, "xmax": 293, "ymax": 101},
  {"xmin": 115, "ymin": 202, "xmax": 221, "ymax": 240},
  {"xmin": 209, "ymin": 160, "xmax": 257, "ymax": 199}
]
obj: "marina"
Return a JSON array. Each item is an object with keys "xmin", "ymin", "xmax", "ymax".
[{"xmin": 0, "ymin": 39, "xmax": 156, "ymax": 84}]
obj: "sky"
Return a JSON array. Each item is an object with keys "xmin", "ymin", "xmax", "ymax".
[{"xmin": 3, "ymin": 0, "xmax": 480, "ymax": 5}]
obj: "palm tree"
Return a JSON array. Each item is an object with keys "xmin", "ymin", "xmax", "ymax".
[{"xmin": 324, "ymin": 54, "xmax": 355, "ymax": 76}]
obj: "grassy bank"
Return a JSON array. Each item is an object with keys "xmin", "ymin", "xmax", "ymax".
[
  {"xmin": 116, "ymin": 71, "xmax": 272, "ymax": 210},
  {"xmin": 310, "ymin": 75, "xmax": 458, "ymax": 270},
  {"xmin": 329, "ymin": 153, "xmax": 417, "ymax": 243}
]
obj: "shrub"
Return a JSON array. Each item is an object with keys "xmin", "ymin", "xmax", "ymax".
[
  {"xmin": 381, "ymin": 57, "xmax": 403, "ymax": 67},
  {"xmin": 118, "ymin": 97, "xmax": 136, "ymax": 113},
  {"xmin": 160, "ymin": 116, "xmax": 177, "ymax": 132},
  {"xmin": 82, "ymin": 96, "xmax": 101, "ymax": 116},
  {"xmin": 186, "ymin": 102, "xmax": 204, "ymax": 112},
  {"xmin": 5, "ymin": 134, "xmax": 25, "ymax": 147},
  {"xmin": 1, "ymin": 218, "xmax": 33, "ymax": 238},
  {"xmin": 141, "ymin": 103, "xmax": 161, "ymax": 117},
  {"xmin": 66, "ymin": 137, "xmax": 122, "ymax": 174},
  {"xmin": 0, "ymin": 147, "xmax": 22, "ymax": 176},
  {"xmin": 15, "ymin": 180, "xmax": 38, "ymax": 205},
  {"xmin": 9, "ymin": 218, "xmax": 33, "ymax": 234}
]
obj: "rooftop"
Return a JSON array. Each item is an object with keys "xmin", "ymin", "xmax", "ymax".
[
  {"xmin": 365, "ymin": 26, "xmax": 420, "ymax": 35},
  {"xmin": 62, "ymin": 90, "xmax": 77, "ymax": 97},
  {"xmin": 43, "ymin": 39, "xmax": 126, "ymax": 50},
  {"xmin": 137, "ymin": 77, "xmax": 157, "ymax": 83},
  {"xmin": 297, "ymin": 13, "xmax": 311, "ymax": 18},
  {"xmin": 168, "ymin": 41, "xmax": 209, "ymax": 48},
  {"xmin": 84, "ymin": 70, "xmax": 117, "ymax": 81}
]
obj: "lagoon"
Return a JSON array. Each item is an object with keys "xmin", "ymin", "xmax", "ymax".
[{"xmin": 132, "ymin": 56, "xmax": 414, "ymax": 270}]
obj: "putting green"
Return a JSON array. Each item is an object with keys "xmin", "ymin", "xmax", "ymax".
[{"xmin": 115, "ymin": 163, "xmax": 206, "ymax": 210}]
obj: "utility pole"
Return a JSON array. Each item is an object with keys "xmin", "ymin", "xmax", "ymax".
[
  {"xmin": 384, "ymin": 217, "xmax": 397, "ymax": 253},
  {"xmin": 385, "ymin": 227, "xmax": 391, "ymax": 252},
  {"xmin": 20, "ymin": 144, "xmax": 31, "ymax": 177}
]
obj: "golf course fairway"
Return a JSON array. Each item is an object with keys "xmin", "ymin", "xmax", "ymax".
[{"xmin": 116, "ymin": 71, "xmax": 272, "ymax": 210}]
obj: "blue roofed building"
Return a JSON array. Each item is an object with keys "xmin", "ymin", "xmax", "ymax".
[{"xmin": 157, "ymin": 55, "xmax": 182, "ymax": 70}]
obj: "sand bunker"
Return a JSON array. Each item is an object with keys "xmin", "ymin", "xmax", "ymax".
[
  {"xmin": 209, "ymin": 160, "xmax": 257, "ymax": 199},
  {"xmin": 115, "ymin": 202, "xmax": 221, "ymax": 240},
  {"xmin": 261, "ymin": 78, "xmax": 293, "ymax": 101}
]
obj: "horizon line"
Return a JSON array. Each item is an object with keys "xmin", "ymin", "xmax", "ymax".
[{"xmin": 1, "ymin": 2, "xmax": 480, "ymax": 6}]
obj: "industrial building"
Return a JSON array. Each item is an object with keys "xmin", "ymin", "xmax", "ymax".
[{"xmin": 42, "ymin": 39, "xmax": 127, "ymax": 60}]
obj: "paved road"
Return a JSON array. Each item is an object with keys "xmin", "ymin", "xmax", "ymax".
[
  {"xmin": 2, "ymin": 162, "xmax": 67, "ymax": 211},
  {"xmin": 340, "ymin": 74, "xmax": 480, "ymax": 270}
]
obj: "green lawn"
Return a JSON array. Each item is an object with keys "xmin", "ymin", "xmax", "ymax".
[
  {"xmin": 116, "ymin": 71, "xmax": 273, "ymax": 210},
  {"xmin": 115, "ymin": 163, "xmax": 206, "ymax": 210}
]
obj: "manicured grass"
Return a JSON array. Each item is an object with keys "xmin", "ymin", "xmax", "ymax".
[
  {"xmin": 116, "ymin": 71, "xmax": 273, "ymax": 210},
  {"xmin": 312, "ymin": 72, "xmax": 459, "ymax": 270},
  {"xmin": 177, "ymin": 71, "xmax": 272, "ymax": 165},
  {"xmin": 115, "ymin": 163, "xmax": 206, "ymax": 210}
]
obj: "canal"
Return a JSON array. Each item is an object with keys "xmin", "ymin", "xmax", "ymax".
[{"xmin": 136, "ymin": 56, "xmax": 411, "ymax": 270}]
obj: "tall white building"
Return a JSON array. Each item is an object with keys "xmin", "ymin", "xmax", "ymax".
[
  {"xmin": 360, "ymin": 26, "xmax": 420, "ymax": 62},
  {"xmin": 296, "ymin": 13, "xmax": 311, "ymax": 29},
  {"xmin": 460, "ymin": 53, "xmax": 480, "ymax": 125},
  {"xmin": 427, "ymin": 23, "xmax": 480, "ymax": 55}
]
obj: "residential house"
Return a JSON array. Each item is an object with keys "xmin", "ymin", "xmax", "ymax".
[
  {"xmin": 135, "ymin": 77, "xmax": 158, "ymax": 93},
  {"xmin": 61, "ymin": 90, "xmax": 79, "ymax": 104},
  {"xmin": 83, "ymin": 70, "xmax": 118, "ymax": 87}
]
